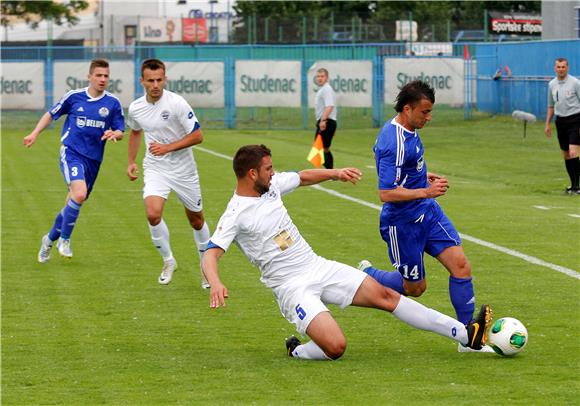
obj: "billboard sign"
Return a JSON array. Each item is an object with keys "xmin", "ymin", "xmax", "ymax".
[
  {"xmin": 384, "ymin": 58, "xmax": 464, "ymax": 106},
  {"xmin": 139, "ymin": 17, "xmax": 183, "ymax": 43},
  {"xmin": 307, "ymin": 61, "xmax": 372, "ymax": 108},
  {"xmin": 165, "ymin": 62, "xmax": 224, "ymax": 108},
  {"xmin": 489, "ymin": 11, "xmax": 542, "ymax": 35},
  {"xmin": 0, "ymin": 62, "xmax": 45, "ymax": 109},
  {"xmin": 235, "ymin": 61, "xmax": 301, "ymax": 107}
]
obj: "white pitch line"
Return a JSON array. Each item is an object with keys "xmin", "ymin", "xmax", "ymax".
[
  {"xmin": 197, "ymin": 147, "xmax": 580, "ymax": 280},
  {"xmin": 568, "ymin": 214, "xmax": 580, "ymax": 219},
  {"xmin": 533, "ymin": 205, "xmax": 550, "ymax": 210}
]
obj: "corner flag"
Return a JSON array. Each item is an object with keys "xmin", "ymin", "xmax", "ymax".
[{"xmin": 307, "ymin": 134, "xmax": 325, "ymax": 168}]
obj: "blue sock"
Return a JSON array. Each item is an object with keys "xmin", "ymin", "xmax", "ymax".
[
  {"xmin": 60, "ymin": 199, "xmax": 82, "ymax": 240},
  {"xmin": 363, "ymin": 266, "xmax": 405, "ymax": 294},
  {"xmin": 48, "ymin": 209, "xmax": 64, "ymax": 241},
  {"xmin": 449, "ymin": 276, "xmax": 475, "ymax": 325}
]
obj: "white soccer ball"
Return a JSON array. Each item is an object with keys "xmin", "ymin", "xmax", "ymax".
[{"xmin": 488, "ymin": 317, "xmax": 528, "ymax": 356}]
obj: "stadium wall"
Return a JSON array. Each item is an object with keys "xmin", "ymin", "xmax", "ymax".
[
  {"xmin": 474, "ymin": 39, "xmax": 580, "ymax": 118},
  {"xmin": 1, "ymin": 44, "xmax": 471, "ymax": 129}
]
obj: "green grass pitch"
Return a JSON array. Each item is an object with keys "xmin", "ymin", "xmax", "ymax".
[{"xmin": 2, "ymin": 110, "xmax": 579, "ymax": 405}]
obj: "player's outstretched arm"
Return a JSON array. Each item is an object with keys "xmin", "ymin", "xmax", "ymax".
[
  {"xmin": 23, "ymin": 112, "xmax": 53, "ymax": 148},
  {"xmin": 202, "ymin": 247, "xmax": 229, "ymax": 308},
  {"xmin": 299, "ymin": 167, "xmax": 362, "ymax": 186}
]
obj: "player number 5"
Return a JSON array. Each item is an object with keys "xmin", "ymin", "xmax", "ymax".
[{"xmin": 295, "ymin": 304, "xmax": 306, "ymax": 320}]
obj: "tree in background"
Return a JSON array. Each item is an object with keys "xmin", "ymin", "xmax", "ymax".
[
  {"xmin": 232, "ymin": 1, "xmax": 541, "ymax": 43},
  {"xmin": 1, "ymin": 1, "xmax": 89, "ymax": 29}
]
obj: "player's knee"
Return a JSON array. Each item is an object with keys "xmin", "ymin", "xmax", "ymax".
[
  {"xmin": 187, "ymin": 212, "xmax": 205, "ymax": 229},
  {"xmin": 324, "ymin": 339, "xmax": 347, "ymax": 360},
  {"xmin": 404, "ymin": 284, "xmax": 426, "ymax": 297},
  {"xmin": 189, "ymin": 217, "xmax": 205, "ymax": 230},
  {"xmin": 146, "ymin": 212, "xmax": 162, "ymax": 226},
  {"xmin": 451, "ymin": 257, "xmax": 471, "ymax": 279},
  {"xmin": 70, "ymin": 191, "xmax": 87, "ymax": 204}
]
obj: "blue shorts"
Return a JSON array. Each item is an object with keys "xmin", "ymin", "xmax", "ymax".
[
  {"xmin": 379, "ymin": 203, "xmax": 461, "ymax": 282},
  {"xmin": 59, "ymin": 146, "xmax": 101, "ymax": 199}
]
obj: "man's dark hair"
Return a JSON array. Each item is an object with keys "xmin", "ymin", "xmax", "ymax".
[
  {"xmin": 233, "ymin": 144, "xmax": 272, "ymax": 178},
  {"xmin": 141, "ymin": 58, "xmax": 166, "ymax": 76},
  {"xmin": 89, "ymin": 58, "xmax": 109, "ymax": 74},
  {"xmin": 394, "ymin": 80, "xmax": 435, "ymax": 112},
  {"xmin": 555, "ymin": 57, "xmax": 568, "ymax": 65}
]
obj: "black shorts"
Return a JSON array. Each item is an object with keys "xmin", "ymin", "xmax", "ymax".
[
  {"xmin": 315, "ymin": 119, "xmax": 337, "ymax": 149},
  {"xmin": 555, "ymin": 111, "xmax": 580, "ymax": 151}
]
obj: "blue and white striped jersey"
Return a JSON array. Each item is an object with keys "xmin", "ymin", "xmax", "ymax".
[
  {"xmin": 49, "ymin": 88, "xmax": 125, "ymax": 162},
  {"xmin": 374, "ymin": 117, "xmax": 434, "ymax": 224}
]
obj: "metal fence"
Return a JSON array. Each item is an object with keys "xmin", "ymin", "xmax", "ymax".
[{"xmin": 473, "ymin": 39, "xmax": 580, "ymax": 118}]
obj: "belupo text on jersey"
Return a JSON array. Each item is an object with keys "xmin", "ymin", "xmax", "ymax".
[{"xmin": 76, "ymin": 117, "xmax": 106, "ymax": 129}]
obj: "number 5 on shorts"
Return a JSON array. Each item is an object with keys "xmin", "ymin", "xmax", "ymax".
[{"xmin": 295, "ymin": 304, "xmax": 306, "ymax": 320}]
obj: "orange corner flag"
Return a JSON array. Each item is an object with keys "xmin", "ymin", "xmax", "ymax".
[{"xmin": 307, "ymin": 134, "xmax": 325, "ymax": 168}]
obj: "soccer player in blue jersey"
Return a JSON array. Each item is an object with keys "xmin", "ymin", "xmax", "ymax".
[
  {"xmin": 23, "ymin": 59, "xmax": 125, "ymax": 262},
  {"xmin": 358, "ymin": 80, "xmax": 493, "ymax": 352}
]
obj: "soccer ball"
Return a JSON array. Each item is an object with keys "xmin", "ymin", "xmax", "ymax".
[{"xmin": 487, "ymin": 317, "xmax": 528, "ymax": 356}]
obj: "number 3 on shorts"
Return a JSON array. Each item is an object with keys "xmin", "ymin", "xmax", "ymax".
[{"xmin": 71, "ymin": 166, "xmax": 78, "ymax": 176}]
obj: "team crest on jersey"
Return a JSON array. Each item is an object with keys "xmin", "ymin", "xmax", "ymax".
[
  {"xmin": 99, "ymin": 107, "xmax": 110, "ymax": 117},
  {"xmin": 76, "ymin": 116, "xmax": 86, "ymax": 128},
  {"xmin": 416, "ymin": 155, "xmax": 424, "ymax": 172},
  {"xmin": 161, "ymin": 110, "xmax": 170, "ymax": 120}
]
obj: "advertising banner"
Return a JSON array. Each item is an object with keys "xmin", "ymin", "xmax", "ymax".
[
  {"xmin": 139, "ymin": 17, "xmax": 183, "ymax": 43},
  {"xmin": 235, "ymin": 61, "xmax": 301, "ymax": 107},
  {"xmin": 384, "ymin": 58, "xmax": 464, "ymax": 106},
  {"xmin": 165, "ymin": 62, "xmax": 224, "ymax": 108},
  {"xmin": 0, "ymin": 62, "xmax": 45, "ymax": 109},
  {"xmin": 53, "ymin": 61, "xmax": 135, "ymax": 108},
  {"xmin": 489, "ymin": 11, "xmax": 542, "ymax": 35},
  {"xmin": 307, "ymin": 61, "xmax": 372, "ymax": 108},
  {"xmin": 182, "ymin": 18, "xmax": 208, "ymax": 43}
]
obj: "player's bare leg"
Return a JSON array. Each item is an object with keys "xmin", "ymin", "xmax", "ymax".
[{"xmin": 287, "ymin": 312, "xmax": 346, "ymax": 360}]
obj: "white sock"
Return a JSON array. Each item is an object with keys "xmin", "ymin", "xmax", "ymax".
[
  {"xmin": 392, "ymin": 296, "xmax": 468, "ymax": 345},
  {"xmin": 292, "ymin": 340, "xmax": 332, "ymax": 360},
  {"xmin": 193, "ymin": 222, "xmax": 211, "ymax": 284},
  {"xmin": 193, "ymin": 221, "xmax": 210, "ymax": 257},
  {"xmin": 148, "ymin": 219, "xmax": 173, "ymax": 261}
]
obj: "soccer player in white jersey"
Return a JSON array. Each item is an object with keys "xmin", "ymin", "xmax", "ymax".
[
  {"xmin": 127, "ymin": 59, "xmax": 211, "ymax": 287},
  {"xmin": 202, "ymin": 144, "xmax": 492, "ymax": 360},
  {"xmin": 23, "ymin": 59, "xmax": 125, "ymax": 262}
]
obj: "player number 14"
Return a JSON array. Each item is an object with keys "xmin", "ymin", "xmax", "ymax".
[{"xmin": 401, "ymin": 264, "xmax": 419, "ymax": 280}]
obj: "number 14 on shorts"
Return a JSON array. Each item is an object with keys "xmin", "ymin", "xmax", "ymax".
[{"xmin": 400, "ymin": 264, "xmax": 419, "ymax": 280}]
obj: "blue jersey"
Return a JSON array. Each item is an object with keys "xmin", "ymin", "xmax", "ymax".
[
  {"xmin": 49, "ymin": 88, "xmax": 125, "ymax": 162},
  {"xmin": 374, "ymin": 117, "xmax": 434, "ymax": 224}
]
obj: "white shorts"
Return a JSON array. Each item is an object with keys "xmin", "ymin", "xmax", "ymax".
[
  {"xmin": 272, "ymin": 256, "xmax": 367, "ymax": 335},
  {"xmin": 143, "ymin": 168, "xmax": 203, "ymax": 212}
]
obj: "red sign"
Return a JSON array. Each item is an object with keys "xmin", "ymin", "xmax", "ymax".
[{"xmin": 183, "ymin": 18, "xmax": 208, "ymax": 43}]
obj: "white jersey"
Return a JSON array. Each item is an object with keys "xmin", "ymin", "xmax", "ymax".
[
  {"xmin": 209, "ymin": 172, "xmax": 318, "ymax": 289},
  {"xmin": 127, "ymin": 90, "xmax": 200, "ymax": 175},
  {"xmin": 314, "ymin": 82, "xmax": 337, "ymax": 121}
]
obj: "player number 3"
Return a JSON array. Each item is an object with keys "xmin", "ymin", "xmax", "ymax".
[{"xmin": 71, "ymin": 167, "xmax": 78, "ymax": 176}]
